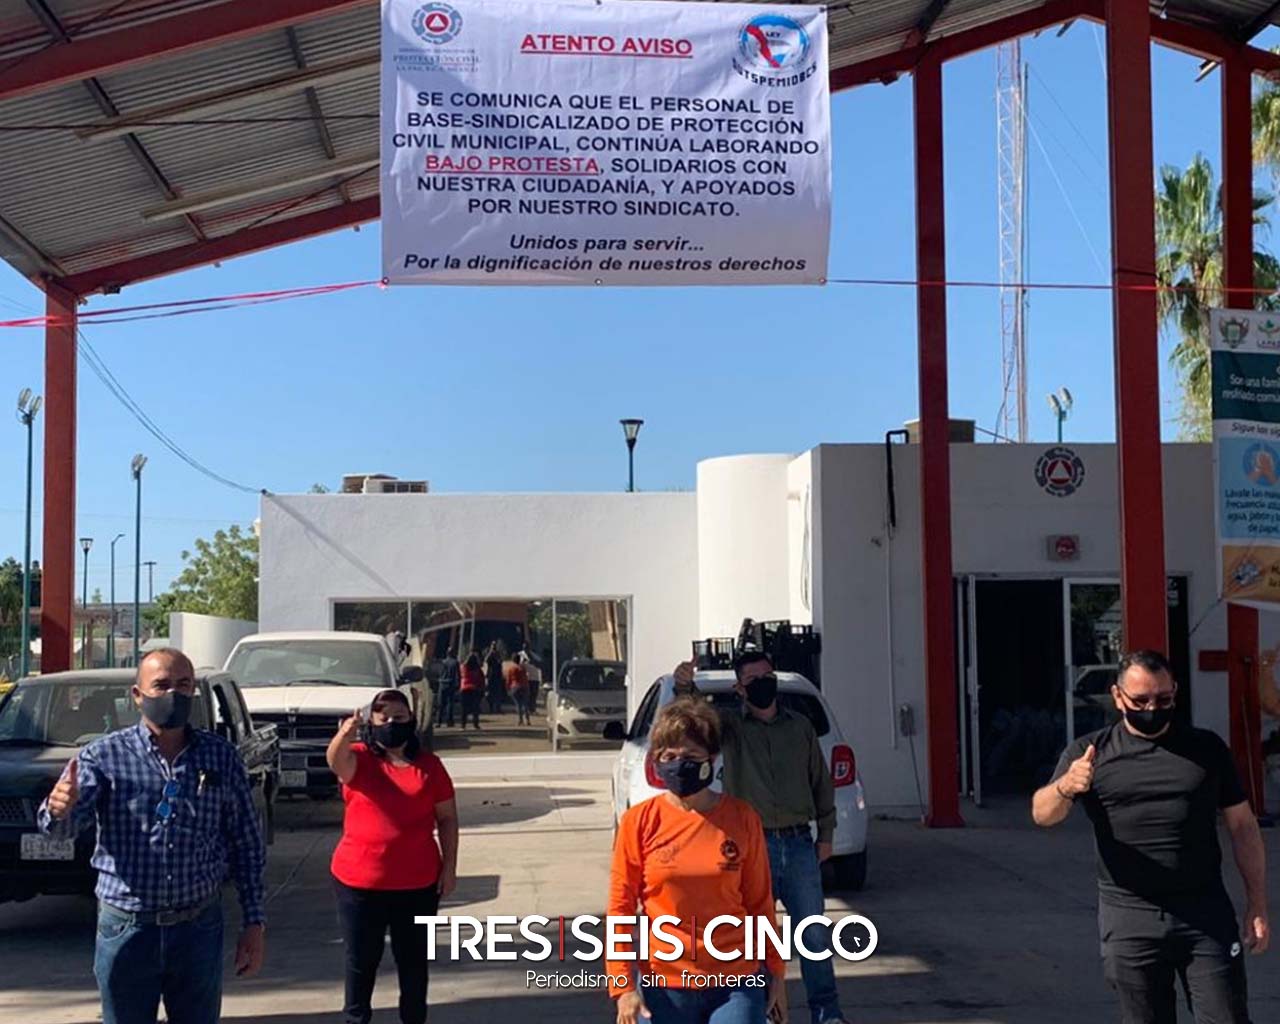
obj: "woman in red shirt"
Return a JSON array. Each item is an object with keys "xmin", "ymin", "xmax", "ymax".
[
  {"xmin": 458, "ymin": 651, "xmax": 484, "ymax": 731},
  {"xmin": 327, "ymin": 689, "xmax": 458, "ymax": 1024}
]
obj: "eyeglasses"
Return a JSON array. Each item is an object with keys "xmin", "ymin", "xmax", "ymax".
[
  {"xmin": 155, "ymin": 779, "xmax": 180, "ymax": 822},
  {"xmin": 1117, "ymin": 686, "xmax": 1176, "ymax": 711}
]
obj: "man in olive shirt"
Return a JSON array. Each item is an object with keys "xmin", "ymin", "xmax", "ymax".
[
  {"xmin": 675, "ymin": 649, "xmax": 844, "ymax": 1024},
  {"xmin": 1032, "ymin": 649, "xmax": 1269, "ymax": 1023}
]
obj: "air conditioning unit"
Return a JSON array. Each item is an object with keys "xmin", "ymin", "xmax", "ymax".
[{"xmin": 340, "ymin": 473, "xmax": 429, "ymax": 494}]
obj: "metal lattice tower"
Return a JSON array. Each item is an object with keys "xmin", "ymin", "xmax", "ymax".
[{"xmin": 996, "ymin": 40, "xmax": 1029, "ymax": 443}]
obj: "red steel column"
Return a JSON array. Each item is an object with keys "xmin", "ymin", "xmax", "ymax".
[
  {"xmin": 40, "ymin": 282, "xmax": 77, "ymax": 674},
  {"xmin": 1221, "ymin": 55, "xmax": 1266, "ymax": 811},
  {"xmin": 914, "ymin": 53, "xmax": 963, "ymax": 828},
  {"xmin": 1105, "ymin": 0, "xmax": 1168, "ymax": 653}
]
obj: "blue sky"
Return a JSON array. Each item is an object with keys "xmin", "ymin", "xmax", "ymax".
[{"xmin": 0, "ymin": 24, "xmax": 1274, "ymax": 597}]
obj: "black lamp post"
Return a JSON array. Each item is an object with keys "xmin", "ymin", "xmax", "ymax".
[
  {"xmin": 109, "ymin": 533, "xmax": 125, "ymax": 668},
  {"xmin": 79, "ymin": 537, "xmax": 93, "ymax": 669},
  {"xmin": 17, "ymin": 389, "xmax": 42, "ymax": 678},
  {"xmin": 620, "ymin": 419, "xmax": 644, "ymax": 493},
  {"xmin": 131, "ymin": 454, "xmax": 147, "ymax": 667}
]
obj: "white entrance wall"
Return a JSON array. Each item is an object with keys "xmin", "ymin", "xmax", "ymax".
[
  {"xmin": 258, "ymin": 492, "xmax": 699, "ymax": 714},
  {"xmin": 810, "ymin": 442, "xmax": 1224, "ymax": 811}
]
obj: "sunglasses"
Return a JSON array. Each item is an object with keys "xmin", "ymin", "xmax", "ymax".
[
  {"xmin": 1116, "ymin": 685, "xmax": 1177, "ymax": 711},
  {"xmin": 155, "ymin": 779, "xmax": 180, "ymax": 822}
]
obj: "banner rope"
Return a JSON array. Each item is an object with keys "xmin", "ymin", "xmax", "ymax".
[{"xmin": 2, "ymin": 275, "xmax": 1277, "ymax": 330}]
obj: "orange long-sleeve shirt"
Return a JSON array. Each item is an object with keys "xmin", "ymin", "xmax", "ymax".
[{"xmin": 606, "ymin": 793, "xmax": 784, "ymax": 998}]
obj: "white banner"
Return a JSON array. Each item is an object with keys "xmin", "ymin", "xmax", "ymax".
[{"xmin": 381, "ymin": 0, "xmax": 831, "ymax": 285}]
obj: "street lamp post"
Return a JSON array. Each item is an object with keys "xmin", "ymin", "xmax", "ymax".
[
  {"xmin": 16, "ymin": 390, "xmax": 42, "ymax": 678},
  {"xmin": 1046, "ymin": 388, "xmax": 1074, "ymax": 444},
  {"xmin": 79, "ymin": 537, "xmax": 94, "ymax": 669},
  {"xmin": 620, "ymin": 419, "xmax": 644, "ymax": 493},
  {"xmin": 131, "ymin": 455, "xmax": 147, "ymax": 667},
  {"xmin": 143, "ymin": 561, "xmax": 157, "ymax": 602},
  {"xmin": 108, "ymin": 533, "xmax": 125, "ymax": 668}
]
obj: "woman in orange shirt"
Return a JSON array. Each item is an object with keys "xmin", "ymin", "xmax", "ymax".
[{"xmin": 608, "ymin": 698, "xmax": 784, "ymax": 1024}]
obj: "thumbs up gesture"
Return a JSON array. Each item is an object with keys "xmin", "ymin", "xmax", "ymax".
[
  {"xmin": 47, "ymin": 759, "xmax": 80, "ymax": 820},
  {"xmin": 1058, "ymin": 744, "xmax": 1096, "ymax": 799}
]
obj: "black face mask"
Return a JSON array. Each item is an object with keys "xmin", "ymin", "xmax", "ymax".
[
  {"xmin": 1123, "ymin": 706, "xmax": 1175, "ymax": 737},
  {"xmin": 743, "ymin": 674, "xmax": 779, "ymax": 710},
  {"xmin": 655, "ymin": 756, "xmax": 714, "ymax": 797},
  {"xmin": 140, "ymin": 691, "xmax": 192, "ymax": 731},
  {"xmin": 372, "ymin": 720, "xmax": 416, "ymax": 750}
]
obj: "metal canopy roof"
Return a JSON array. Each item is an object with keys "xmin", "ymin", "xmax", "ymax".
[{"xmin": 0, "ymin": 0, "xmax": 1278, "ymax": 297}]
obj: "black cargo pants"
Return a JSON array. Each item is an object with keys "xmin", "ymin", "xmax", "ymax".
[{"xmin": 1100, "ymin": 899, "xmax": 1250, "ymax": 1024}]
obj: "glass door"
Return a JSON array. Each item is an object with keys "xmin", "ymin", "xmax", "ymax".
[{"xmin": 1063, "ymin": 579, "xmax": 1123, "ymax": 745}]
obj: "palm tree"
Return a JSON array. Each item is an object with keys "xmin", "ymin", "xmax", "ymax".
[{"xmin": 1154, "ymin": 154, "xmax": 1280, "ymax": 440}]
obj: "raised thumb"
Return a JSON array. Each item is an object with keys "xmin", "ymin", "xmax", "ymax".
[
  {"xmin": 65, "ymin": 759, "xmax": 79, "ymax": 786},
  {"xmin": 1083, "ymin": 744, "xmax": 1097, "ymax": 764}
]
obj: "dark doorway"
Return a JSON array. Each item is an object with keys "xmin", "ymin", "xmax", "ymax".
[{"xmin": 974, "ymin": 580, "xmax": 1066, "ymax": 796}]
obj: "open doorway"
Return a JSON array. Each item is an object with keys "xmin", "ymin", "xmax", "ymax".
[{"xmin": 972, "ymin": 580, "xmax": 1066, "ymax": 797}]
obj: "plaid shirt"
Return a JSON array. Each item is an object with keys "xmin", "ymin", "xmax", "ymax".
[{"xmin": 37, "ymin": 722, "xmax": 266, "ymax": 925}]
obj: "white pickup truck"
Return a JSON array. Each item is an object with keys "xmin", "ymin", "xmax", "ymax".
[{"xmin": 222, "ymin": 631, "xmax": 432, "ymax": 795}]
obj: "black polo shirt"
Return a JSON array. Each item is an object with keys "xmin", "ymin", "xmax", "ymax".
[{"xmin": 1051, "ymin": 722, "xmax": 1246, "ymax": 909}]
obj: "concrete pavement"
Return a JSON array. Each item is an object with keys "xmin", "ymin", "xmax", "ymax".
[{"xmin": 0, "ymin": 779, "xmax": 1277, "ymax": 1024}]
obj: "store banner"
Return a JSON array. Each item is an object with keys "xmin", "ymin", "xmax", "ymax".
[
  {"xmin": 1211, "ymin": 309, "xmax": 1280, "ymax": 603},
  {"xmin": 381, "ymin": 0, "xmax": 830, "ymax": 285}
]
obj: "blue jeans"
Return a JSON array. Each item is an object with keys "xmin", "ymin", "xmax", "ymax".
[
  {"xmin": 641, "ymin": 974, "xmax": 767, "ymax": 1024},
  {"xmin": 93, "ymin": 900, "xmax": 224, "ymax": 1024},
  {"xmin": 766, "ymin": 833, "xmax": 844, "ymax": 1024}
]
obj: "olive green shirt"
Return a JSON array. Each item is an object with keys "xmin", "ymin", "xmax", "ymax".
[{"xmin": 717, "ymin": 704, "xmax": 837, "ymax": 843}]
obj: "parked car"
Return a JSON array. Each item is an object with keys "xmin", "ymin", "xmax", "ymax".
[
  {"xmin": 224, "ymin": 631, "xmax": 430, "ymax": 796},
  {"xmin": 0, "ymin": 668, "xmax": 280, "ymax": 904},
  {"xmin": 547, "ymin": 658, "xmax": 628, "ymax": 745},
  {"xmin": 604, "ymin": 671, "xmax": 869, "ymax": 890}
]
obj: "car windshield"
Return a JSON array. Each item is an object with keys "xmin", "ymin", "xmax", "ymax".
[
  {"xmin": 227, "ymin": 640, "xmax": 391, "ymax": 687},
  {"xmin": 559, "ymin": 662, "xmax": 627, "ymax": 691},
  {"xmin": 0, "ymin": 680, "xmax": 210, "ymax": 746},
  {"xmin": 705, "ymin": 689, "xmax": 831, "ymax": 737}
]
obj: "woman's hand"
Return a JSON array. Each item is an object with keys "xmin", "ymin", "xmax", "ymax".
[
  {"xmin": 615, "ymin": 990, "xmax": 650, "ymax": 1024},
  {"xmin": 336, "ymin": 708, "xmax": 363, "ymax": 744},
  {"xmin": 765, "ymin": 972, "xmax": 786, "ymax": 1023},
  {"xmin": 437, "ymin": 864, "xmax": 457, "ymax": 900}
]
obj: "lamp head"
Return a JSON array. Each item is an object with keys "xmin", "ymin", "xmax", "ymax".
[
  {"xmin": 620, "ymin": 418, "xmax": 644, "ymax": 445},
  {"xmin": 112, "ymin": 532, "xmax": 125, "ymax": 545},
  {"xmin": 17, "ymin": 388, "xmax": 32, "ymax": 412},
  {"xmin": 1047, "ymin": 394, "xmax": 1063, "ymax": 417},
  {"xmin": 131, "ymin": 453, "xmax": 147, "ymax": 478},
  {"xmin": 79, "ymin": 537, "xmax": 94, "ymax": 554},
  {"xmin": 1058, "ymin": 387, "xmax": 1074, "ymax": 412}
]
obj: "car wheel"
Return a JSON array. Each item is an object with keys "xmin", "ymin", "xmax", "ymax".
[{"xmin": 823, "ymin": 850, "xmax": 867, "ymax": 892}]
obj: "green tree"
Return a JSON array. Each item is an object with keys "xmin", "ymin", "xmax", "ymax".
[
  {"xmin": 147, "ymin": 524, "xmax": 259, "ymax": 630},
  {"xmin": 1155, "ymin": 154, "xmax": 1280, "ymax": 440},
  {"xmin": 0, "ymin": 558, "xmax": 22, "ymax": 627}
]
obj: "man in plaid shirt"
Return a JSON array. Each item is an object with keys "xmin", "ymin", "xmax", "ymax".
[{"xmin": 38, "ymin": 647, "xmax": 266, "ymax": 1024}]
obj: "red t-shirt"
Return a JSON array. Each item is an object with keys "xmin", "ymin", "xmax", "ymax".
[
  {"xmin": 330, "ymin": 744, "xmax": 456, "ymax": 890},
  {"xmin": 459, "ymin": 663, "xmax": 484, "ymax": 692}
]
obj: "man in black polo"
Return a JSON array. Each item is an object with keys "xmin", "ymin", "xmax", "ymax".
[{"xmin": 1033, "ymin": 649, "xmax": 1269, "ymax": 1023}]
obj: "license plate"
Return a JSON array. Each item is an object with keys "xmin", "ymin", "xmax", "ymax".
[
  {"xmin": 281, "ymin": 754, "xmax": 307, "ymax": 770},
  {"xmin": 281, "ymin": 770, "xmax": 309, "ymax": 789},
  {"xmin": 20, "ymin": 834, "xmax": 74, "ymax": 861}
]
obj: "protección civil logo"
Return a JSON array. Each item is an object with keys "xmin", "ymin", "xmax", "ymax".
[{"xmin": 412, "ymin": 3, "xmax": 463, "ymax": 44}]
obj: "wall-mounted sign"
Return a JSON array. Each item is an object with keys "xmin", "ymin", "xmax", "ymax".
[
  {"xmin": 1210, "ymin": 309, "xmax": 1280, "ymax": 604},
  {"xmin": 1035, "ymin": 446, "xmax": 1085, "ymax": 498},
  {"xmin": 380, "ymin": 0, "xmax": 831, "ymax": 285},
  {"xmin": 1047, "ymin": 534, "xmax": 1080, "ymax": 561}
]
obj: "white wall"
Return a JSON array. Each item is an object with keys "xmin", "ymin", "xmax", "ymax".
[
  {"xmin": 170, "ymin": 612, "xmax": 258, "ymax": 671},
  {"xmin": 812, "ymin": 442, "xmax": 1225, "ymax": 811},
  {"xmin": 696, "ymin": 455, "xmax": 794, "ymax": 637},
  {"xmin": 258, "ymin": 492, "xmax": 698, "ymax": 715},
  {"xmin": 786, "ymin": 452, "xmax": 815, "ymax": 625}
]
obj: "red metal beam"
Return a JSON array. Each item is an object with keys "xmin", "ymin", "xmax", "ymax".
[
  {"xmin": 1221, "ymin": 54, "xmax": 1267, "ymax": 813},
  {"xmin": 0, "ymin": 0, "xmax": 373, "ymax": 103},
  {"xmin": 913, "ymin": 53, "xmax": 963, "ymax": 829},
  {"xmin": 1106, "ymin": 0, "xmax": 1167, "ymax": 654},
  {"xmin": 56, "ymin": 196, "xmax": 378, "ymax": 296},
  {"xmin": 40, "ymin": 281, "xmax": 76, "ymax": 675}
]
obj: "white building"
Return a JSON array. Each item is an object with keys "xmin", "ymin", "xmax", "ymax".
[{"xmin": 259, "ymin": 442, "xmax": 1249, "ymax": 813}]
